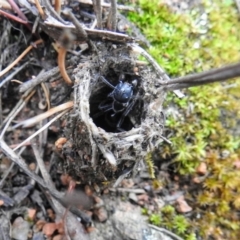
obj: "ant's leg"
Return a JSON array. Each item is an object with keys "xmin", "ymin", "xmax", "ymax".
[
  {"xmin": 116, "ymin": 94, "xmax": 139, "ymax": 131},
  {"xmin": 99, "ymin": 102, "xmax": 113, "ymax": 112},
  {"xmin": 92, "ymin": 101, "xmax": 113, "ymax": 119},
  {"xmin": 99, "ymin": 76, "xmax": 115, "ymax": 89}
]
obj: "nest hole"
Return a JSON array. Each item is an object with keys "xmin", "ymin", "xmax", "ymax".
[{"xmin": 89, "ymin": 73, "xmax": 143, "ymax": 133}]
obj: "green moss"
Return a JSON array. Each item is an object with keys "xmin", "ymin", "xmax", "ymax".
[{"xmin": 129, "ymin": 0, "xmax": 240, "ymax": 238}]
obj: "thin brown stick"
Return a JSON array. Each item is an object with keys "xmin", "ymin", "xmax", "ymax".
[
  {"xmin": 7, "ymin": 0, "xmax": 28, "ymax": 21},
  {"xmin": 54, "ymin": 0, "xmax": 61, "ymax": 14},
  {"xmin": 58, "ymin": 47, "xmax": 73, "ymax": 85},
  {"xmin": 14, "ymin": 101, "xmax": 74, "ymax": 128},
  {"xmin": 34, "ymin": 0, "xmax": 45, "ymax": 18},
  {"xmin": 0, "ymin": 39, "xmax": 43, "ymax": 78},
  {"xmin": 163, "ymin": 62, "xmax": 240, "ymax": 86},
  {"xmin": 32, "ymin": 143, "xmax": 54, "ymax": 188},
  {"xmin": 0, "ymin": 9, "xmax": 28, "ymax": 24},
  {"xmin": 41, "ymin": 82, "xmax": 51, "ymax": 110}
]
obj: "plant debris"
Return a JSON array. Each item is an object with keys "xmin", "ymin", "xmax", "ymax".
[{"xmin": 1, "ymin": 0, "xmax": 240, "ymax": 239}]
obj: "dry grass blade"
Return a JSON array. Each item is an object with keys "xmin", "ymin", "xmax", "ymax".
[
  {"xmin": 34, "ymin": 0, "xmax": 45, "ymax": 17},
  {"xmin": 0, "ymin": 89, "xmax": 36, "ymax": 138},
  {"xmin": 0, "ymin": 9, "xmax": 28, "ymax": 24},
  {"xmin": 13, "ymin": 101, "xmax": 73, "ymax": 128},
  {"xmin": 0, "ymin": 39, "xmax": 43, "ymax": 78},
  {"xmin": 7, "ymin": 0, "xmax": 28, "ymax": 21},
  {"xmin": 13, "ymin": 109, "xmax": 69, "ymax": 151},
  {"xmin": 31, "ymin": 143, "xmax": 54, "ymax": 188}
]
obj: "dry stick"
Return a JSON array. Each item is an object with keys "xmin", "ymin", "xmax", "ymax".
[
  {"xmin": 92, "ymin": 0, "xmax": 102, "ymax": 29},
  {"xmin": 62, "ymin": 9, "xmax": 88, "ymax": 40},
  {"xmin": 32, "ymin": 142, "xmax": 75, "ymax": 240},
  {"xmin": 34, "ymin": 0, "xmax": 45, "ymax": 18},
  {"xmin": 0, "ymin": 140, "xmax": 91, "ymax": 224},
  {"xmin": 11, "ymin": 79, "xmax": 23, "ymax": 84},
  {"xmin": 162, "ymin": 62, "xmax": 240, "ymax": 89},
  {"xmin": 59, "ymin": 9, "xmax": 88, "ymax": 85},
  {"xmin": 6, "ymin": 1, "xmax": 33, "ymax": 32},
  {"xmin": 149, "ymin": 224, "xmax": 184, "ymax": 240},
  {"xmin": 13, "ymin": 101, "xmax": 73, "ymax": 128},
  {"xmin": 162, "ymin": 62, "xmax": 240, "ymax": 85},
  {"xmin": 42, "ymin": 0, "xmax": 68, "ymax": 25},
  {"xmin": 0, "ymin": 9, "xmax": 28, "ymax": 24},
  {"xmin": 19, "ymin": 67, "xmax": 59, "ymax": 93},
  {"xmin": 32, "ymin": 143, "xmax": 55, "ymax": 188},
  {"xmin": 58, "ymin": 47, "xmax": 73, "ymax": 85},
  {"xmin": 107, "ymin": 0, "xmax": 117, "ymax": 31},
  {"xmin": 13, "ymin": 110, "xmax": 68, "ymax": 152},
  {"xmin": 54, "ymin": 0, "xmax": 61, "ymax": 14},
  {"xmin": 0, "ymin": 60, "xmax": 31, "ymax": 88},
  {"xmin": 40, "ymin": 82, "xmax": 51, "ymax": 110},
  {"xmin": 0, "ymin": 147, "xmax": 26, "ymax": 189},
  {"xmin": 0, "ymin": 39, "xmax": 43, "ymax": 78},
  {"xmin": 0, "ymin": 89, "xmax": 36, "ymax": 132},
  {"xmin": 7, "ymin": 0, "xmax": 28, "ymax": 21}
]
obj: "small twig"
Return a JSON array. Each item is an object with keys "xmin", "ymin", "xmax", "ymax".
[
  {"xmin": 13, "ymin": 109, "xmax": 69, "ymax": 152},
  {"xmin": 0, "ymin": 147, "xmax": 25, "ymax": 188},
  {"xmin": 92, "ymin": 0, "xmax": 102, "ymax": 29},
  {"xmin": 62, "ymin": 8, "xmax": 88, "ymax": 40},
  {"xmin": 32, "ymin": 142, "xmax": 54, "ymax": 188},
  {"xmin": 42, "ymin": 0, "xmax": 69, "ymax": 25},
  {"xmin": 109, "ymin": 188, "xmax": 146, "ymax": 194},
  {"xmin": 7, "ymin": 0, "xmax": 28, "ymax": 21},
  {"xmin": 54, "ymin": 0, "xmax": 61, "ymax": 14},
  {"xmin": 149, "ymin": 224, "xmax": 184, "ymax": 240},
  {"xmin": 0, "ymin": 60, "xmax": 31, "ymax": 88},
  {"xmin": 19, "ymin": 67, "xmax": 59, "ymax": 93},
  {"xmin": 40, "ymin": 82, "xmax": 51, "ymax": 110},
  {"xmin": 58, "ymin": 47, "xmax": 73, "ymax": 85},
  {"xmin": 13, "ymin": 101, "xmax": 73, "ymax": 128},
  {"xmin": 0, "ymin": 89, "xmax": 36, "ymax": 134},
  {"xmin": 11, "ymin": 79, "xmax": 23, "ymax": 84},
  {"xmin": 34, "ymin": 0, "xmax": 45, "ymax": 18},
  {"xmin": 0, "ymin": 9, "xmax": 28, "ymax": 24},
  {"xmin": 0, "ymin": 39, "xmax": 43, "ymax": 78},
  {"xmin": 162, "ymin": 62, "xmax": 240, "ymax": 90},
  {"xmin": 107, "ymin": 0, "xmax": 117, "ymax": 31}
]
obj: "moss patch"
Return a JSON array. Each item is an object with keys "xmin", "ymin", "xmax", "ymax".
[{"xmin": 129, "ymin": 0, "xmax": 240, "ymax": 238}]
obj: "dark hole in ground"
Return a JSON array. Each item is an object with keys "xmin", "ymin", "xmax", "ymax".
[{"xmin": 89, "ymin": 73, "xmax": 142, "ymax": 133}]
